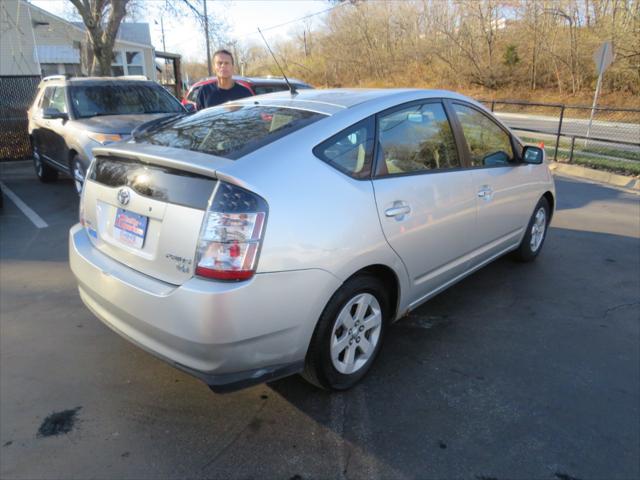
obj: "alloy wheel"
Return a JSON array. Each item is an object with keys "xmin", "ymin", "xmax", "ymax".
[
  {"xmin": 530, "ymin": 207, "xmax": 547, "ymax": 252},
  {"xmin": 330, "ymin": 292, "xmax": 382, "ymax": 375}
]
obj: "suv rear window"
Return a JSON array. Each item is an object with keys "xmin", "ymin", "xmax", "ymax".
[
  {"xmin": 135, "ymin": 105, "xmax": 326, "ymax": 160},
  {"xmin": 253, "ymin": 85, "xmax": 288, "ymax": 95},
  {"xmin": 69, "ymin": 83, "xmax": 183, "ymax": 118},
  {"xmin": 187, "ymin": 86, "xmax": 201, "ymax": 102}
]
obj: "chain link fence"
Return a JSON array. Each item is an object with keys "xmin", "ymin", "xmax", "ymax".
[
  {"xmin": 479, "ymin": 99, "xmax": 640, "ymax": 175},
  {"xmin": 0, "ymin": 76, "xmax": 40, "ymax": 161}
]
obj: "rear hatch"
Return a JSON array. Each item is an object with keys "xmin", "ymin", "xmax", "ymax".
[{"xmin": 81, "ymin": 144, "xmax": 233, "ymax": 285}]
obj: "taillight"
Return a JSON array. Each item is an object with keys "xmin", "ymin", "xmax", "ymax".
[{"xmin": 195, "ymin": 182, "xmax": 268, "ymax": 281}]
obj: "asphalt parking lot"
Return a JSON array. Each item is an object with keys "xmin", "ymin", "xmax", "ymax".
[{"xmin": 1, "ymin": 160, "xmax": 638, "ymax": 480}]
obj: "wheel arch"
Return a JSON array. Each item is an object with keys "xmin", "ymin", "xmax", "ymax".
[
  {"xmin": 344, "ymin": 264, "xmax": 401, "ymax": 324},
  {"xmin": 542, "ymin": 191, "xmax": 555, "ymax": 220}
]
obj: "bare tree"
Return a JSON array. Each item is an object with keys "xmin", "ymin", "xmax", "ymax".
[
  {"xmin": 68, "ymin": 0, "xmax": 132, "ymax": 76},
  {"xmin": 234, "ymin": 0, "xmax": 639, "ymax": 96},
  {"xmin": 162, "ymin": 0, "xmax": 228, "ymax": 76}
]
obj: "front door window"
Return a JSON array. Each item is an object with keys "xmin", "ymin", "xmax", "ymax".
[
  {"xmin": 377, "ymin": 102, "xmax": 460, "ymax": 175},
  {"xmin": 49, "ymin": 87, "xmax": 67, "ymax": 113},
  {"xmin": 452, "ymin": 104, "xmax": 514, "ymax": 167}
]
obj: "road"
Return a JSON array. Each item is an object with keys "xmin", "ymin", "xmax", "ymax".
[
  {"xmin": 1, "ymin": 160, "xmax": 639, "ymax": 480},
  {"xmin": 495, "ymin": 111, "xmax": 640, "ymax": 147}
]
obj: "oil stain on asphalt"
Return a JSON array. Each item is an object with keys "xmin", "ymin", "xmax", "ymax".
[{"xmin": 37, "ymin": 407, "xmax": 82, "ymax": 438}]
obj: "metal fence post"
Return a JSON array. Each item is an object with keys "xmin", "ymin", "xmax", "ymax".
[
  {"xmin": 491, "ymin": 100, "xmax": 495, "ymax": 112},
  {"xmin": 568, "ymin": 136, "xmax": 576, "ymax": 163},
  {"xmin": 553, "ymin": 105, "xmax": 565, "ymax": 162}
]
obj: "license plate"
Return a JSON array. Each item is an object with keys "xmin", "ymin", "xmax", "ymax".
[{"xmin": 114, "ymin": 208, "xmax": 148, "ymax": 249}]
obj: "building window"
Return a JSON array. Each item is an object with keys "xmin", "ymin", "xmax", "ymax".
[
  {"xmin": 111, "ymin": 50, "xmax": 145, "ymax": 77},
  {"xmin": 41, "ymin": 64, "xmax": 60, "ymax": 77},
  {"xmin": 126, "ymin": 51, "xmax": 144, "ymax": 76},
  {"xmin": 111, "ymin": 51, "xmax": 125, "ymax": 76},
  {"xmin": 63, "ymin": 64, "xmax": 82, "ymax": 76}
]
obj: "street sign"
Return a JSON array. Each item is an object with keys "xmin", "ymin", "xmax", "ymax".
[
  {"xmin": 593, "ymin": 41, "xmax": 614, "ymax": 76},
  {"xmin": 586, "ymin": 41, "xmax": 615, "ymax": 146}
]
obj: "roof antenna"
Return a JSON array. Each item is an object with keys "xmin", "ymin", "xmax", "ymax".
[{"xmin": 257, "ymin": 27, "xmax": 297, "ymax": 96}]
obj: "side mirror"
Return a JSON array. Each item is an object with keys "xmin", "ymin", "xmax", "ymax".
[
  {"xmin": 43, "ymin": 108, "xmax": 69, "ymax": 121},
  {"xmin": 183, "ymin": 103, "xmax": 197, "ymax": 114},
  {"xmin": 522, "ymin": 145, "xmax": 544, "ymax": 165}
]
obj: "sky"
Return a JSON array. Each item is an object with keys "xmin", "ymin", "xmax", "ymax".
[{"xmin": 30, "ymin": 0, "xmax": 335, "ymax": 61}]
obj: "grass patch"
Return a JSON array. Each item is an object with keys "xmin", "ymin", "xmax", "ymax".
[
  {"xmin": 582, "ymin": 146, "xmax": 640, "ymax": 161},
  {"xmin": 557, "ymin": 154, "xmax": 640, "ymax": 176},
  {"xmin": 571, "ymin": 157, "xmax": 640, "ymax": 176}
]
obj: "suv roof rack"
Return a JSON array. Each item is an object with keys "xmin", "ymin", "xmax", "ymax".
[
  {"xmin": 117, "ymin": 75, "xmax": 148, "ymax": 81},
  {"xmin": 42, "ymin": 75, "xmax": 67, "ymax": 82}
]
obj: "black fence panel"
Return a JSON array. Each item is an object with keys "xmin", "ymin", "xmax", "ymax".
[
  {"xmin": 479, "ymin": 99, "xmax": 640, "ymax": 167},
  {"xmin": 0, "ymin": 76, "xmax": 40, "ymax": 161}
]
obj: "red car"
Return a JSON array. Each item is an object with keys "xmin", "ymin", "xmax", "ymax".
[{"xmin": 182, "ymin": 76, "xmax": 313, "ymax": 110}]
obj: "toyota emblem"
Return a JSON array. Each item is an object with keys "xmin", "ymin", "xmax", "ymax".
[{"xmin": 117, "ymin": 188, "xmax": 130, "ymax": 206}]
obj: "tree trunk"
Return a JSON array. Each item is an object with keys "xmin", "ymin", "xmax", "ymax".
[{"xmin": 69, "ymin": 0, "xmax": 130, "ymax": 77}]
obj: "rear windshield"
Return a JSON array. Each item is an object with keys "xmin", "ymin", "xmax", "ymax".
[
  {"xmin": 134, "ymin": 104, "xmax": 327, "ymax": 160},
  {"xmin": 69, "ymin": 84, "xmax": 183, "ymax": 118}
]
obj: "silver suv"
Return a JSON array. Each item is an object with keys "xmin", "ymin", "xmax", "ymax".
[
  {"xmin": 69, "ymin": 89, "xmax": 555, "ymax": 393},
  {"xmin": 28, "ymin": 75, "xmax": 186, "ymax": 194}
]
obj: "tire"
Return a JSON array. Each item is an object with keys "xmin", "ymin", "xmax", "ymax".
[
  {"xmin": 514, "ymin": 197, "xmax": 550, "ymax": 262},
  {"xmin": 70, "ymin": 154, "xmax": 86, "ymax": 195},
  {"xmin": 302, "ymin": 274, "xmax": 389, "ymax": 391},
  {"xmin": 33, "ymin": 146, "xmax": 58, "ymax": 183}
]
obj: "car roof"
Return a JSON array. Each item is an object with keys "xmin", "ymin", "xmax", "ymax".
[
  {"xmin": 39, "ymin": 75, "xmax": 155, "ymax": 87},
  {"xmin": 229, "ymin": 88, "xmax": 475, "ymax": 115},
  {"xmin": 244, "ymin": 77, "xmax": 310, "ymax": 87},
  {"xmin": 189, "ymin": 76, "xmax": 311, "ymax": 89},
  {"xmin": 189, "ymin": 76, "xmax": 250, "ymax": 89}
]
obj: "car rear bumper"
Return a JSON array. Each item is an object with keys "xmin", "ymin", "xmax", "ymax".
[{"xmin": 69, "ymin": 224, "xmax": 340, "ymax": 392}]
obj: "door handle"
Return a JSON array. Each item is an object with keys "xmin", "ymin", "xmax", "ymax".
[
  {"xmin": 477, "ymin": 186, "xmax": 494, "ymax": 200},
  {"xmin": 385, "ymin": 202, "xmax": 411, "ymax": 218}
]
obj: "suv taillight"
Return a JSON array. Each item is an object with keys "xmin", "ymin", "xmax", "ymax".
[{"xmin": 195, "ymin": 182, "xmax": 268, "ymax": 281}]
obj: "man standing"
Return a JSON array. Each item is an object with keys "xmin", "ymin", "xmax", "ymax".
[{"xmin": 196, "ymin": 49, "xmax": 253, "ymax": 110}]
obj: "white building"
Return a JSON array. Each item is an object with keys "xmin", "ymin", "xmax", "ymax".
[{"xmin": 0, "ymin": 0, "xmax": 157, "ymax": 80}]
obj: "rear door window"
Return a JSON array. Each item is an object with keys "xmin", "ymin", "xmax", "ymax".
[{"xmin": 135, "ymin": 105, "xmax": 326, "ymax": 159}]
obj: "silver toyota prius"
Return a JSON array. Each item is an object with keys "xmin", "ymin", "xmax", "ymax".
[{"xmin": 69, "ymin": 89, "xmax": 555, "ymax": 392}]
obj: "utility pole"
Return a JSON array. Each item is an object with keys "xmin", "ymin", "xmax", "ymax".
[
  {"xmin": 160, "ymin": 17, "xmax": 166, "ymax": 53},
  {"xmin": 203, "ymin": 0, "xmax": 212, "ymax": 76},
  {"xmin": 155, "ymin": 18, "xmax": 167, "ymax": 83},
  {"xmin": 161, "ymin": 17, "xmax": 167, "ymax": 84},
  {"xmin": 303, "ymin": 31, "xmax": 308, "ymax": 57}
]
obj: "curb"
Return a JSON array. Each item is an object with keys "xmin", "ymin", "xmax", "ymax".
[{"xmin": 549, "ymin": 162, "xmax": 640, "ymax": 192}]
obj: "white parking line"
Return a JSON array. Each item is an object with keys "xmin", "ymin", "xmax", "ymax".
[{"xmin": 0, "ymin": 181, "xmax": 48, "ymax": 229}]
